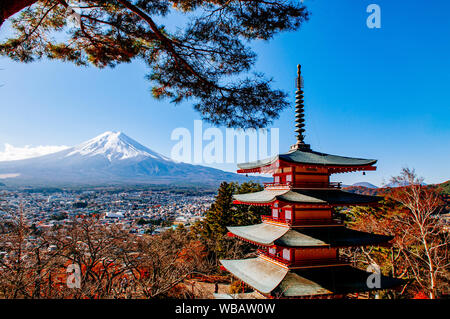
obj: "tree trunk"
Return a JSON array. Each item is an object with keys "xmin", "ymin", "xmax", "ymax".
[
  {"xmin": 0, "ymin": 0, "xmax": 38, "ymax": 28},
  {"xmin": 421, "ymin": 228, "xmax": 436, "ymax": 299}
]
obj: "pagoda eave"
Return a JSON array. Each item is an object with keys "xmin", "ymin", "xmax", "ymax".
[
  {"xmin": 237, "ymin": 159, "xmax": 377, "ymax": 175},
  {"xmin": 233, "ymin": 200, "xmax": 272, "ymax": 206},
  {"xmin": 233, "ymin": 199, "xmax": 381, "ymax": 207},
  {"xmin": 233, "ymin": 189, "xmax": 382, "ymax": 207},
  {"xmin": 226, "ymin": 232, "xmax": 277, "ymax": 248},
  {"xmin": 227, "ymin": 223, "xmax": 394, "ymax": 248},
  {"xmin": 220, "ymin": 257, "xmax": 404, "ymax": 298}
]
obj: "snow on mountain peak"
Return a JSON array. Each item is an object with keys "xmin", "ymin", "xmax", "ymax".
[{"xmin": 66, "ymin": 131, "xmax": 171, "ymax": 162}]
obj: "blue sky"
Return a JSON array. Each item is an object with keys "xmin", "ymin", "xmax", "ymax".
[{"xmin": 0, "ymin": 0, "xmax": 449, "ymax": 186}]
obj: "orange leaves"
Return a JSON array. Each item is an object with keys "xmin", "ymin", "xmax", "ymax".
[{"xmin": 177, "ymin": 240, "xmax": 207, "ymax": 263}]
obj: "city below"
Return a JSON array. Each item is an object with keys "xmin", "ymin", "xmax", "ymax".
[{"xmin": 0, "ymin": 186, "xmax": 215, "ymax": 236}]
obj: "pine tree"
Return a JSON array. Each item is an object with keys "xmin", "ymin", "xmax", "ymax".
[
  {"xmin": 192, "ymin": 181, "xmax": 269, "ymax": 260},
  {"xmin": 199, "ymin": 182, "xmax": 235, "ymax": 242},
  {"xmin": 0, "ymin": 0, "xmax": 309, "ymax": 128},
  {"xmin": 232, "ymin": 182, "xmax": 267, "ymax": 226}
]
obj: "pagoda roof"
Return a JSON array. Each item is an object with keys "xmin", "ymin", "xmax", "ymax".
[
  {"xmin": 277, "ymin": 265, "xmax": 404, "ymax": 297},
  {"xmin": 233, "ymin": 189, "xmax": 382, "ymax": 205},
  {"xmin": 227, "ymin": 223, "xmax": 393, "ymax": 247},
  {"xmin": 220, "ymin": 257, "xmax": 404, "ymax": 297},
  {"xmin": 237, "ymin": 149, "xmax": 377, "ymax": 171},
  {"xmin": 227, "ymin": 223, "xmax": 289, "ymax": 246},
  {"xmin": 220, "ymin": 257, "xmax": 289, "ymax": 294}
]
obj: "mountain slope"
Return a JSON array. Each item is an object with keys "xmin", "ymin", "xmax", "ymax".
[{"xmin": 0, "ymin": 132, "xmax": 260, "ymax": 186}]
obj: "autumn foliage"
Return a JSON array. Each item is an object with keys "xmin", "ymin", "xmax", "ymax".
[
  {"xmin": 345, "ymin": 169, "xmax": 449, "ymax": 299},
  {"xmin": 0, "ymin": 213, "xmax": 210, "ymax": 299}
]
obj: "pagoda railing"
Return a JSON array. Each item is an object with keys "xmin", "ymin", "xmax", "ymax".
[
  {"xmin": 263, "ymin": 181, "xmax": 292, "ymax": 188},
  {"xmin": 261, "ymin": 215, "xmax": 344, "ymax": 226},
  {"xmin": 261, "ymin": 215, "xmax": 292, "ymax": 226},
  {"xmin": 257, "ymin": 249, "xmax": 292, "ymax": 266},
  {"xmin": 264, "ymin": 181, "xmax": 342, "ymax": 189},
  {"xmin": 257, "ymin": 249, "xmax": 350, "ymax": 267}
]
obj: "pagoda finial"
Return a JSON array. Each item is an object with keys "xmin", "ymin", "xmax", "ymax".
[{"xmin": 290, "ymin": 64, "xmax": 311, "ymax": 151}]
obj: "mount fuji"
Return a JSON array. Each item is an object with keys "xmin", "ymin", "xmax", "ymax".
[{"xmin": 0, "ymin": 131, "xmax": 258, "ymax": 187}]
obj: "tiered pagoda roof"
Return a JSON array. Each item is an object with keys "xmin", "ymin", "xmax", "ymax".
[
  {"xmin": 227, "ymin": 223, "xmax": 393, "ymax": 248},
  {"xmin": 221, "ymin": 257, "xmax": 403, "ymax": 298},
  {"xmin": 237, "ymin": 148, "xmax": 377, "ymax": 173},
  {"xmin": 219, "ymin": 64, "xmax": 403, "ymax": 298},
  {"xmin": 233, "ymin": 188, "xmax": 382, "ymax": 206}
]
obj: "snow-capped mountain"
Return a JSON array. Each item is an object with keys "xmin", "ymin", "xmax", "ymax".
[
  {"xmin": 65, "ymin": 131, "xmax": 172, "ymax": 162},
  {"xmin": 0, "ymin": 131, "xmax": 257, "ymax": 186}
]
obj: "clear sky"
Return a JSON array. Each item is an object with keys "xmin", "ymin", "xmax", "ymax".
[{"xmin": 0, "ymin": 0, "xmax": 449, "ymax": 186}]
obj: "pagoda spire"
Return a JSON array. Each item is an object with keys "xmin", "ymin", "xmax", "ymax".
[{"xmin": 290, "ymin": 64, "xmax": 311, "ymax": 151}]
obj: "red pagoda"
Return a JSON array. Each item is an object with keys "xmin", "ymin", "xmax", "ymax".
[{"xmin": 220, "ymin": 65, "xmax": 402, "ymax": 298}]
